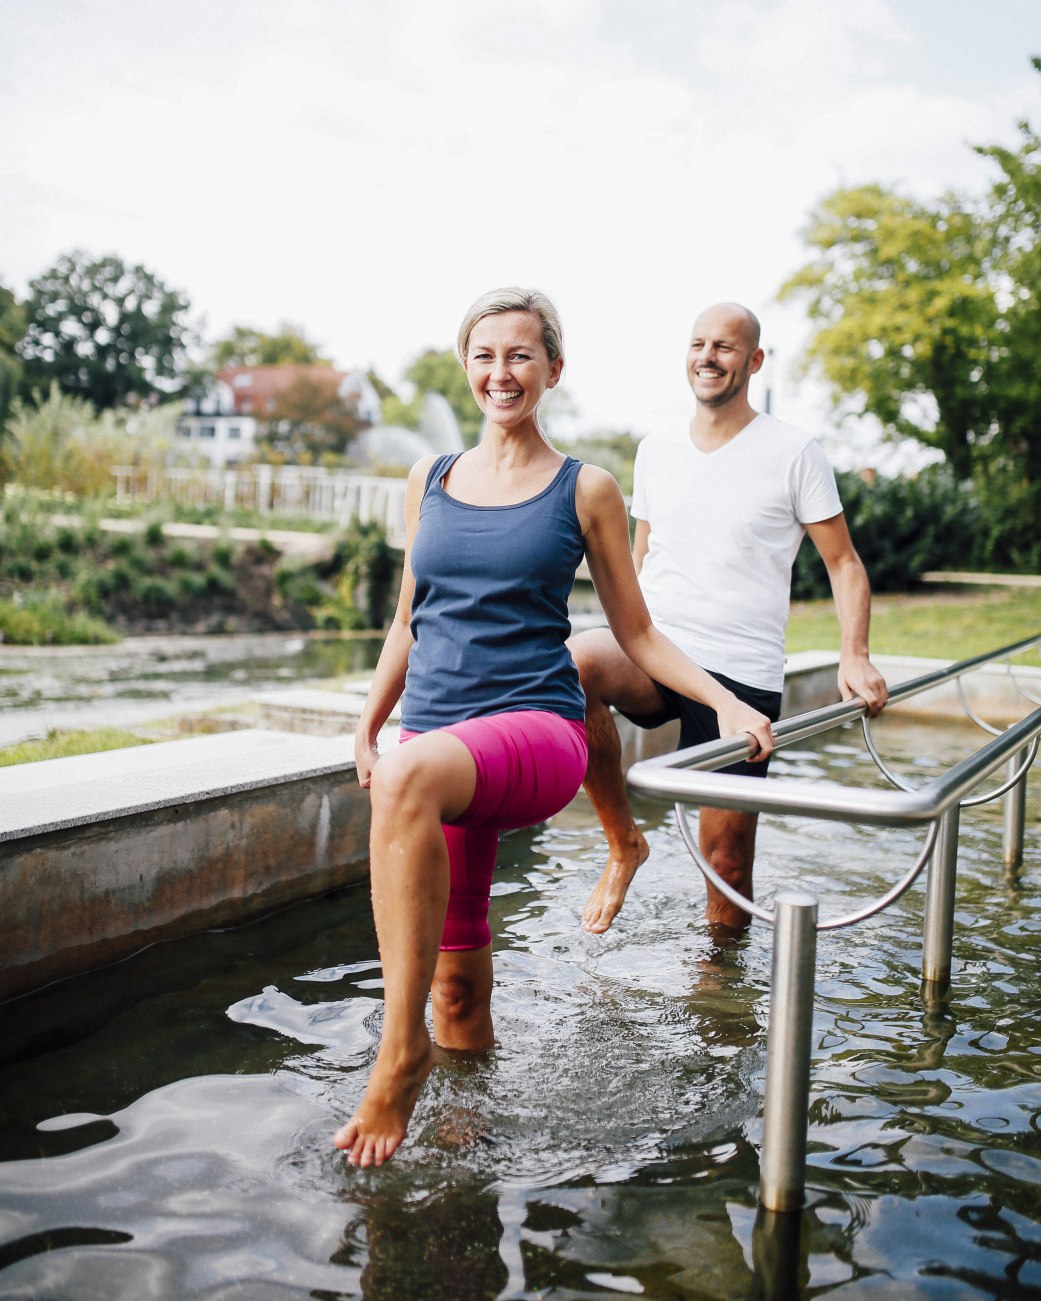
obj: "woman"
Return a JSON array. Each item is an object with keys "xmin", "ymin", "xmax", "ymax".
[{"xmin": 333, "ymin": 288, "xmax": 774, "ymax": 1167}]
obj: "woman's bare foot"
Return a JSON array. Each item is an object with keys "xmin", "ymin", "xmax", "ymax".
[
  {"xmin": 333, "ymin": 1036, "xmax": 436, "ymax": 1167},
  {"xmin": 582, "ymin": 832, "xmax": 649, "ymax": 933}
]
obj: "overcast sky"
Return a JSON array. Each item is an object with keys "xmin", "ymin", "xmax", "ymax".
[{"xmin": 1, "ymin": 0, "xmax": 1038, "ymax": 458}]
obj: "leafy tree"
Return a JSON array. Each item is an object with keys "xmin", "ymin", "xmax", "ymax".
[
  {"xmin": 778, "ymin": 185, "xmax": 995, "ymax": 479},
  {"xmin": 0, "ymin": 281, "xmax": 25, "ymax": 432},
  {"xmin": 210, "ymin": 322, "xmax": 331, "ymax": 369},
  {"xmin": 258, "ymin": 371, "xmax": 363, "ymax": 461},
  {"xmin": 401, "ymin": 349, "xmax": 484, "ymax": 447},
  {"xmin": 19, "ymin": 251, "xmax": 193, "ymax": 409},
  {"xmin": 780, "ymin": 62, "xmax": 1041, "ymax": 568},
  {"xmin": 974, "ymin": 60, "xmax": 1041, "ymax": 490}
]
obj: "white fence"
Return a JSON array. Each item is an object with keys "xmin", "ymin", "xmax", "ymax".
[{"xmin": 112, "ymin": 466, "xmax": 408, "ymax": 550}]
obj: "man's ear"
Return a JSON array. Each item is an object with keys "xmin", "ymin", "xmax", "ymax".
[{"xmin": 749, "ymin": 347, "xmax": 765, "ymax": 376}]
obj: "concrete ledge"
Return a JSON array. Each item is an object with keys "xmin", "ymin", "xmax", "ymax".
[
  {"xmin": 0, "ymin": 729, "xmax": 374, "ymax": 1002},
  {"xmin": 874, "ymin": 654, "xmax": 1041, "ymax": 724},
  {"xmin": 256, "ymin": 688, "xmax": 399, "ymax": 737}
]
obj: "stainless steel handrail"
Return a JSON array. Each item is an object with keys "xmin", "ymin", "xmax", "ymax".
[
  {"xmin": 622, "ymin": 631, "xmax": 1041, "ymax": 1215},
  {"xmin": 628, "ymin": 634, "xmax": 1041, "ymax": 827}
]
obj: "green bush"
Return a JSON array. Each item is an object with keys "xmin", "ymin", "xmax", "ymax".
[
  {"xmin": 204, "ymin": 566, "xmax": 236, "ymax": 596},
  {"xmin": 166, "ymin": 544, "xmax": 193, "ymax": 569},
  {"xmin": 143, "ymin": 520, "xmax": 166, "ymax": 548},
  {"xmin": 0, "ymin": 593, "xmax": 116, "ymax": 645},
  {"xmin": 211, "ymin": 540, "xmax": 234, "ymax": 569},
  {"xmin": 792, "ymin": 465, "xmax": 978, "ymax": 598},
  {"xmin": 133, "ymin": 577, "xmax": 177, "ymax": 613},
  {"xmin": 175, "ymin": 570, "xmax": 209, "ymax": 599}
]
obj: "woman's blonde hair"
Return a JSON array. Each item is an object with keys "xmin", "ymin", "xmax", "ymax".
[{"xmin": 456, "ymin": 287, "xmax": 564, "ymax": 366}]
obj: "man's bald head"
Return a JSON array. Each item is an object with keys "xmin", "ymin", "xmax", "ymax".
[
  {"xmin": 687, "ymin": 303, "xmax": 765, "ymax": 411},
  {"xmin": 693, "ymin": 302, "xmax": 761, "ymax": 352}
]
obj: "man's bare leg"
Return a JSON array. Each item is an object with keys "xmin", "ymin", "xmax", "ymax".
[
  {"xmin": 333, "ymin": 732, "xmax": 477, "ymax": 1168},
  {"xmin": 699, "ymin": 806, "xmax": 759, "ymax": 937},
  {"xmin": 568, "ymin": 629, "xmax": 666, "ymax": 934}
]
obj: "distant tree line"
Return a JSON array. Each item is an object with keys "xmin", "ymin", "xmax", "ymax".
[{"xmin": 0, "ymin": 251, "xmax": 484, "ymax": 468}]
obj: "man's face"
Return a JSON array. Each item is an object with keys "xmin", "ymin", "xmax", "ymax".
[{"xmin": 686, "ymin": 308, "xmax": 763, "ymax": 409}]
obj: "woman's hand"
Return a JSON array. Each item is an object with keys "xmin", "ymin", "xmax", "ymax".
[
  {"xmin": 355, "ymin": 734, "xmax": 381, "ymax": 788},
  {"xmin": 716, "ymin": 698, "xmax": 775, "ymax": 763}
]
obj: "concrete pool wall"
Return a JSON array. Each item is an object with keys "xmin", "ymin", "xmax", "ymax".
[{"xmin": 1, "ymin": 651, "xmax": 1038, "ymax": 1003}]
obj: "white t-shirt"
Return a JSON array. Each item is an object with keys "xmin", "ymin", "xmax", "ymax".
[{"xmin": 632, "ymin": 413, "xmax": 842, "ymax": 692}]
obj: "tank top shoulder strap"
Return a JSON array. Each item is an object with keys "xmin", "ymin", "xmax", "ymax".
[
  {"xmin": 423, "ymin": 452, "xmax": 462, "ymax": 495},
  {"xmin": 559, "ymin": 455, "xmax": 583, "ymax": 506}
]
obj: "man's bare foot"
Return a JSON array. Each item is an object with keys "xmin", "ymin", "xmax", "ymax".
[
  {"xmin": 582, "ymin": 832, "xmax": 649, "ymax": 933},
  {"xmin": 333, "ymin": 1037, "xmax": 435, "ymax": 1167}
]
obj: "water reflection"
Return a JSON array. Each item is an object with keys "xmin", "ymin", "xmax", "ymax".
[{"xmin": 0, "ymin": 719, "xmax": 1038, "ymax": 1297}]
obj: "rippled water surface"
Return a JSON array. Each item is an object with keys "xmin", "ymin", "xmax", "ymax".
[{"xmin": 0, "ymin": 715, "xmax": 1039, "ymax": 1298}]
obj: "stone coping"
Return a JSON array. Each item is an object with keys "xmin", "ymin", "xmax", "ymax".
[
  {"xmin": 0, "ymin": 728, "xmax": 380, "ymax": 843},
  {"xmin": 4, "ymin": 648, "xmax": 1038, "ymax": 846}
]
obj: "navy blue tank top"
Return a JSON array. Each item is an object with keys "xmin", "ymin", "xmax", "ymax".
[{"xmin": 401, "ymin": 453, "xmax": 587, "ymax": 731}]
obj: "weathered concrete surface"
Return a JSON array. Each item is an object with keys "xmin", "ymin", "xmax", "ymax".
[{"xmin": 0, "ymin": 730, "xmax": 371, "ymax": 1002}]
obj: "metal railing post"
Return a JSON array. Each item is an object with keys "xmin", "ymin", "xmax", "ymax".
[
  {"xmin": 759, "ymin": 891, "xmax": 818, "ymax": 1213},
  {"xmin": 1002, "ymin": 745, "xmax": 1029, "ymax": 869},
  {"xmin": 922, "ymin": 806, "xmax": 960, "ymax": 986}
]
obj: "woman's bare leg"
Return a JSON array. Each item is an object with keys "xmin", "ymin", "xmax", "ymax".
[
  {"xmin": 333, "ymin": 731, "xmax": 477, "ymax": 1167},
  {"xmin": 432, "ymin": 945, "xmax": 494, "ymax": 1050}
]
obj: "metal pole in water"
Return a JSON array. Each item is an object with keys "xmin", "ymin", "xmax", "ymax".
[
  {"xmin": 922, "ymin": 805, "xmax": 960, "ymax": 986},
  {"xmin": 759, "ymin": 891, "xmax": 818, "ymax": 1214},
  {"xmin": 1002, "ymin": 746, "xmax": 1028, "ymax": 869}
]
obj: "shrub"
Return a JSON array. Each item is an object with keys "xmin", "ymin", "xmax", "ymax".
[
  {"xmin": 166, "ymin": 544, "xmax": 193, "ymax": 569},
  {"xmin": 204, "ymin": 566, "xmax": 236, "ymax": 596},
  {"xmin": 792, "ymin": 465, "xmax": 978, "ymax": 599},
  {"xmin": 211, "ymin": 540, "xmax": 234, "ymax": 569},
  {"xmin": 143, "ymin": 520, "xmax": 166, "ymax": 548},
  {"xmin": 0, "ymin": 593, "xmax": 116, "ymax": 645},
  {"xmin": 133, "ymin": 577, "xmax": 177, "ymax": 613}
]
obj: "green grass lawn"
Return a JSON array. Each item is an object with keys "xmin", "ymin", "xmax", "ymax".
[
  {"xmin": 787, "ymin": 585, "xmax": 1041, "ymax": 662},
  {"xmin": 0, "ymin": 728, "xmax": 157, "ymax": 767}
]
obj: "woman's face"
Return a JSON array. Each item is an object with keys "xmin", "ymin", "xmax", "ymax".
[{"xmin": 464, "ymin": 310, "xmax": 563, "ymax": 429}]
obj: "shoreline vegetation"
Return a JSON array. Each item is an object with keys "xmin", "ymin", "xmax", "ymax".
[{"xmin": 0, "ymin": 494, "xmax": 396, "ymax": 645}]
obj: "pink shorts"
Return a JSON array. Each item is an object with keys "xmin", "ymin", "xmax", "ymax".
[{"xmin": 399, "ymin": 710, "xmax": 588, "ymax": 950}]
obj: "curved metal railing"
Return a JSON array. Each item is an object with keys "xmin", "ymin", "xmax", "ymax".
[{"xmin": 625, "ymin": 632, "xmax": 1041, "ymax": 1214}]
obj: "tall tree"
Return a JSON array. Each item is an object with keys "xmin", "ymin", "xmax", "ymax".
[
  {"xmin": 778, "ymin": 185, "xmax": 995, "ymax": 479},
  {"xmin": 210, "ymin": 323, "xmax": 331, "ymax": 369},
  {"xmin": 779, "ymin": 60, "xmax": 1041, "ymax": 503},
  {"xmin": 974, "ymin": 59, "xmax": 1041, "ymax": 488},
  {"xmin": 19, "ymin": 251, "xmax": 193, "ymax": 409},
  {"xmin": 0, "ymin": 281, "xmax": 25, "ymax": 432}
]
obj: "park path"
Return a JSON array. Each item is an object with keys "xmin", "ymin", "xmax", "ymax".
[{"xmin": 50, "ymin": 514, "xmax": 335, "ymax": 561}]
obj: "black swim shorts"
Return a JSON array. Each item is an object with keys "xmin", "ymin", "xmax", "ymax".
[{"xmin": 618, "ymin": 669, "xmax": 782, "ymax": 778}]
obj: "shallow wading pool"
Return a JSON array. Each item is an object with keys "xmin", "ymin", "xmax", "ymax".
[{"xmin": 0, "ymin": 714, "xmax": 1039, "ymax": 1299}]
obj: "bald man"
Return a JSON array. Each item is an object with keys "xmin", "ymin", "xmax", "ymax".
[{"xmin": 569, "ymin": 302, "xmax": 888, "ymax": 936}]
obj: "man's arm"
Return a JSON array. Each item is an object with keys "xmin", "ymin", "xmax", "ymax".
[
  {"xmin": 804, "ymin": 513, "xmax": 888, "ymax": 716},
  {"xmin": 632, "ymin": 518, "xmax": 650, "ymax": 575}
]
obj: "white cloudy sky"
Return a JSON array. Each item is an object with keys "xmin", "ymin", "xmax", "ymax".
[{"xmin": 1, "ymin": 0, "xmax": 1038, "ymax": 456}]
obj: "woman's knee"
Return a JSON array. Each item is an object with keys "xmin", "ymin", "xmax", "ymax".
[
  {"xmin": 431, "ymin": 964, "xmax": 489, "ymax": 1025},
  {"xmin": 369, "ymin": 747, "xmax": 430, "ymax": 821}
]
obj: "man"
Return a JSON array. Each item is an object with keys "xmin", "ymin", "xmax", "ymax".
[{"xmin": 569, "ymin": 301, "xmax": 888, "ymax": 935}]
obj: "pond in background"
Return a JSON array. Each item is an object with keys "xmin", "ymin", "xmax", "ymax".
[
  {"xmin": 0, "ymin": 715, "xmax": 1039, "ymax": 1299},
  {"xmin": 0, "ymin": 632, "xmax": 385, "ymax": 747}
]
